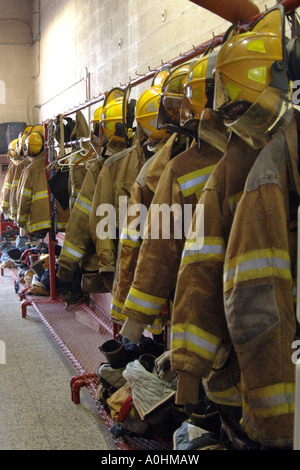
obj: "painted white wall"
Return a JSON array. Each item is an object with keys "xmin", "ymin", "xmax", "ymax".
[{"xmin": 0, "ymin": 0, "xmax": 34, "ymax": 125}]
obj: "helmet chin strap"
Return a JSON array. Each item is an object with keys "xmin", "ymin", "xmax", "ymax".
[{"xmin": 162, "ymin": 123, "xmax": 194, "ymax": 138}]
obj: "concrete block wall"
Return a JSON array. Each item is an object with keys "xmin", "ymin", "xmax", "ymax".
[{"xmin": 33, "ymin": 0, "xmax": 275, "ymax": 129}]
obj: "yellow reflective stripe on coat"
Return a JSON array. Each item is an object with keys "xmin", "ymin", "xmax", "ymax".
[
  {"xmin": 5, "ymin": 182, "xmax": 12, "ymax": 189},
  {"xmin": 205, "ymin": 383, "xmax": 242, "ymax": 407},
  {"xmin": 177, "ymin": 164, "xmax": 216, "ymax": 198},
  {"xmin": 28, "ymin": 220, "xmax": 51, "ymax": 232},
  {"xmin": 57, "ymin": 222, "xmax": 68, "ymax": 231},
  {"xmin": 247, "ymin": 382, "xmax": 295, "ymax": 418},
  {"xmin": 62, "ymin": 240, "xmax": 86, "ymax": 262},
  {"xmin": 146, "ymin": 316, "xmax": 164, "ymax": 335},
  {"xmin": 171, "ymin": 323, "xmax": 221, "ymax": 362},
  {"xmin": 111, "ymin": 297, "xmax": 164, "ymax": 333},
  {"xmin": 181, "ymin": 236, "xmax": 226, "ymax": 266},
  {"xmin": 1, "ymin": 201, "xmax": 10, "ymax": 208},
  {"xmin": 73, "ymin": 187, "xmax": 80, "ymax": 197},
  {"xmin": 32, "ymin": 190, "xmax": 49, "ymax": 202},
  {"xmin": 21, "ymin": 187, "xmax": 32, "ymax": 198},
  {"xmin": 120, "ymin": 227, "xmax": 141, "ymax": 248},
  {"xmin": 18, "ymin": 213, "xmax": 29, "ymax": 222},
  {"xmin": 12, "ymin": 179, "xmax": 20, "ymax": 187},
  {"xmin": 74, "ymin": 194, "xmax": 92, "ymax": 216},
  {"xmin": 227, "ymin": 191, "xmax": 243, "ymax": 214},
  {"xmin": 224, "ymin": 249, "xmax": 292, "ymax": 292},
  {"xmin": 110, "ymin": 297, "xmax": 127, "ymax": 322},
  {"xmin": 125, "ymin": 287, "xmax": 166, "ymax": 316}
]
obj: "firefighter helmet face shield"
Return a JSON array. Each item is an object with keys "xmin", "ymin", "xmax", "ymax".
[
  {"xmin": 214, "ymin": 70, "xmax": 252, "ymax": 121},
  {"xmin": 8, "ymin": 139, "xmax": 19, "ymax": 158},
  {"xmin": 91, "ymin": 105, "xmax": 103, "ymax": 133},
  {"xmin": 18, "ymin": 135, "xmax": 26, "ymax": 156},
  {"xmin": 101, "ymin": 87, "xmax": 126, "ymax": 152},
  {"xmin": 101, "ymin": 85, "xmax": 135, "ymax": 152},
  {"xmin": 156, "ymin": 61, "xmax": 195, "ymax": 130},
  {"xmin": 151, "ymin": 67, "xmax": 170, "ymax": 87},
  {"xmin": 157, "ymin": 93, "xmax": 184, "ymax": 129},
  {"xmin": 22, "ymin": 125, "xmax": 33, "ymax": 137},
  {"xmin": 181, "ymin": 52, "xmax": 217, "ymax": 129},
  {"xmin": 225, "ymin": 86, "xmax": 293, "ymax": 149},
  {"xmin": 198, "ymin": 108, "xmax": 230, "ymax": 153},
  {"xmin": 123, "ymin": 83, "xmax": 136, "ymax": 145}
]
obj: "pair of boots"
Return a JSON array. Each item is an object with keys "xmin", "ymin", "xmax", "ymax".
[{"xmin": 99, "ymin": 335, "xmax": 165, "ymax": 371}]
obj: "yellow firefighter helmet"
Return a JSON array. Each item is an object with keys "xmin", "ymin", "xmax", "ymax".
[
  {"xmin": 214, "ymin": 5, "xmax": 293, "ymax": 148},
  {"xmin": 8, "ymin": 139, "xmax": 19, "ymax": 158},
  {"xmin": 91, "ymin": 105, "xmax": 103, "ymax": 133},
  {"xmin": 22, "ymin": 125, "xmax": 33, "ymax": 137},
  {"xmin": 24, "ymin": 132, "xmax": 44, "ymax": 157},
  {"xmin": 30, "ymin": 124, "xmax": 44, "ymax": 137},
  {"xmin": 136, "ymin": 84, "xmax": 169, "ymax": 143},
  {"xmin": 100, "ymin": 85, "xmax": 135, "ymax": 152}
]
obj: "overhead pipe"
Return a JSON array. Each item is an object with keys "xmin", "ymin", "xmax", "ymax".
[
  {"xmin": 189, "ymin": 0, "xmax": 300, "ymax": 21},
  {"xmin": 188, "ymin": 0, "xmax": 260, "ymax": 23}
]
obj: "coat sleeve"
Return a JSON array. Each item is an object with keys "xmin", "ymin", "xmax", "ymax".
[
  {"xmin": 90, "ymin": 163, "xmax": 116, "ymax": 274},
  {"xmin": 16, "ymin": 165, "xmax": 28, "ymax": 207},
  {"xmin": 1, "ymin": 162, "xmax": 15, "ymax": 216},
  {"xmin": 110, "ymin": 181, "xmax": 144, "ymax": 323},
  {"xmin": 57, "ymin": 165, "xmax": 100, "ymax": 282},
  {"xmin": 170, "ymin": 185, "xmax": 229, "ymax": 404},
  {"xmin": 9, "ymin": 162, "xmax": 26, "ymax": 220},
  {"xmin": 17, "ymin": 170, "xmax": 33, "ymax": 228},
  {"xmin": 120, "ymin": 163, "xmax": 186, "ymax": 339}
]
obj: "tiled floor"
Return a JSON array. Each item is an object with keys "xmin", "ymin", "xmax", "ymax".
[{"xmin": 0, "ymin": 272, "xmax": 117, "ymax": 450}]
